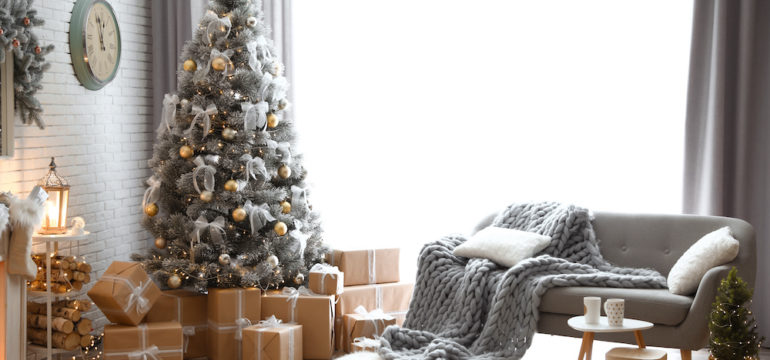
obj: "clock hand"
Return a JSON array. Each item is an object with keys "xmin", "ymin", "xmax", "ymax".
[{"xmin": 96, "ymin": 15, "xmax": 105, "ymax": 51}]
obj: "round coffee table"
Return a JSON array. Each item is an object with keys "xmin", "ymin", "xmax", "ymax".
[{"xmin": 568, "ymin": 316, "xmax": 654, "ymax": 360}]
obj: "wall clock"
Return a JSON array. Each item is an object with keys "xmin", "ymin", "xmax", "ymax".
[{"xmin": 69, "ymin": 0, "xmax": 121, "ymax": 90}]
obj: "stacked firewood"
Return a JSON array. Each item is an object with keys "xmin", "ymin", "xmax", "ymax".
[
  {"xmin": 28, "ymin": 255, "xmax": 92, "ymax": 293},
  {"xmin": 28, "ymin": 300, "xmax": 94, "ymax": 350}
]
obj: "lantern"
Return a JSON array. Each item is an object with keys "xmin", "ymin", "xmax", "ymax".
[{"xmin": 38, "ymin": 157, "xmax": 70, "ymax": 234}]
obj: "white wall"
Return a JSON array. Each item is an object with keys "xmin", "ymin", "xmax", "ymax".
[{"xmin": 0, "ymin": 0, "xmax": 153, "ymax": 329}]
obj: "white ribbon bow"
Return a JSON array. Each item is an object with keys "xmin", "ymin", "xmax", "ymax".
[
  {"xmin": 290, "ymin": 186, "xmax": 309, "ymax": 214},
  {"xmin": 289, "ymin": 227, "xmax": 309, "ymax": 260},
  {"xmin": 234, "ymin": 317, "xmax": 252, "ymax": 340},
  {"xmin": 192, "ymin": 156, "xmax": 216, "ymax": 194},
  {"xmin": 255, "ymin": 316, "xmax": 297, "ymax": 360},
  {"xmin": 258, "ymin": 72, "xmax": 273, "ymax": 101},
  {"xmin": 310, "ymin": 263, "xmax": 342, "ymax": 294},
  {"xmin": 128, "ymin": 345, "xmax": 160, "ymax": 360},
  {"xmin": 242, "ymin": 200, "xmax": 275, "ymax": 233},
  {"xmin": 99, "ymin": 275, "xmax": 153, "ymax": 314},
  {"xmin": 205, "ymin": 11, "xmax": 231, "ymax": 45},
  {"xmin": 157, "ymin": 94, "xmax": 179, "ymax": 135},
  {"xmin": 188, "ymin": 103, "xmax": 218, "ymax": 139},
  {"xmin": 353, "ymin": 305, "xmax": 394, "ymax": 337},
  {"xmin": 254, "ymin": 35, "xmax": 272, "ymax": 60},
  {"xmin": 269, "ymin": 76, "xmax": 289, "ymax": 104},
  {"xmin": 353, "ymin": 337, "xmax": 381, "ymax": 350},
  {"xmin": 240, "ymin": 154, "xmax": 268, "ymax": 184},
  {"xmin": 282, "ymin": 286, "xmax": 314, "ymax": 323},
  {"xmin": 275, "ymin": 142, "xmax": 291, "ymax": 164},
  {"xmin": 142, "ymin": 175, "xmax": 161, "ymax": 209},
  {"xmin": 241, "ymin": 101, "xmax": 269, "ymax": 132},
  {"xmin": 246, "ymin": 41, "xmax": 261, "ymax": 71},
  {"xmin": 258, "ymin": 315, "xmax": 282, "ymax": 328},
  {"xmin": 191, "ymin": 216, "xmax": 226, "ymax": 263}
]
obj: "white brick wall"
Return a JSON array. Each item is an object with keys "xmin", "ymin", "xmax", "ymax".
[{"xmin": 0, "ymin": 0, "xmax": 153, "ymax": 329}]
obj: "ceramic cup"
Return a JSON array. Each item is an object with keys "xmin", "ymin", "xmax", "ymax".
[
  {"xmin": 583, "ymin": 297, "xmax": 601, "ymax": 324},
  {"xmin": 604, "ymin": 298, "xmax": 625, "ymax": 326}
]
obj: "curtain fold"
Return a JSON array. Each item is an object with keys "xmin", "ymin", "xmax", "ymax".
[
  {"xmin": 683, "ymin": 0, "xmax": 770, "ymax": 343},
  {"xmin": 262, "ymin": 0, "xmax": 294, "ymax": 118}
]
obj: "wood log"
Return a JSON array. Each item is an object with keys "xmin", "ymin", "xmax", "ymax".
[
  {"xmin": 29, "ymin": 303, "xmax": 89, "ymax": 317},
  {"xmin": 28, "ymin": 302, "xmax": 46, "ymax": 314},
  {"xmin": 27, "ymin": 328, "xmax": 81, "ymax": 350},
  {"xmin": 53, "ymin": 299, "xmax": 92, "ymax": 311},
  {"xmin": 35, "ymin": 269, "xmax": 72, "ymax": 282},
  {"xmin": 83, "ymin": 273, "xmax": 91, "ymax": 283},
  {"xmin": 69, "ymin": 281, "xmax": 83, "ymax": 291},
  {"xmin": 32, "ymin": 255, "xmax": 72, "ymax": 270},
  {"xmin": 75, "ymin": 318, "xmax": 92, "ymax": 335},
  {"xmin": 27, "ymin": 313, "xmax": 74, "ymax": 334},
  {"xmin": 76, "ymin": 262, "xmax": 92, "ymax": 273},
  {"xmin": 80, "ymin": 334, "xmax": 93, "ymax": 348},
  {"xmin": 52, "ymin": 283, "xmax": 68, "ymax": 294},
  {"xmin": 51, "ymin": 307, "xmax": 81, "ymax": 322},
  {"xmin": 72, "ymin": 271, "xmax": 86, "ymax": 282}
]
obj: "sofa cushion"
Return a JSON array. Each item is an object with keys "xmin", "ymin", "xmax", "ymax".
[{"xmin": 539, "ymin": 287, "xmax": 693, "ymax": 326}]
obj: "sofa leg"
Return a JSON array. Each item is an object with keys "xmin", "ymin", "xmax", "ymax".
[{"xmin": 680, "ymin": 349, "xmax": 692, "ymax": 360}]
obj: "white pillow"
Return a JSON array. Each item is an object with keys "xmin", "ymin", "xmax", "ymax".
[
  {"xmin": 667, "ymin": 226, "xmax": 739, "ymax": 295},
  {"xmin": 453, "ymin": 226, "xmax": 551, "ymax": 267}
]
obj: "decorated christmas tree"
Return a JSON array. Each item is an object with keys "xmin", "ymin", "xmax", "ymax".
[
  {"xmin": 708, "ymin": 267, "xmax": 763, "ymax": 360},
  {"xmin": 133, "ymin": 0, "xmax": 324, "ymax": 292}
]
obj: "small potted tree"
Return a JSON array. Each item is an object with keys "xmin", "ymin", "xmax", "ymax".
[{"xmin": 709, "ymin": 267, "xmax": 763, "ymax": 360}]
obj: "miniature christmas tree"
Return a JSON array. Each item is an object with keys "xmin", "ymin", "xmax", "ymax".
[
  {"xmin": 708, "ymin": 267, "xmax": 763, "ymax": 360},
  {"xmin": 133, "ymin": 0, "xmax": 323, "ymax": 292}
]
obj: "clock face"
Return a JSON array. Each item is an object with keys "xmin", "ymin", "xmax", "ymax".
[{"xmin": 85, "ymin": 2, "xmax": 119, "ymax": 82}]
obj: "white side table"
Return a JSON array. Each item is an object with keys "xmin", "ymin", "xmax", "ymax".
[{"xmin": 568, "ymin": 316, "xmax": 653, "ymax": 360}]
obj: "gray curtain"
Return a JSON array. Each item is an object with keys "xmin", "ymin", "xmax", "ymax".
[
  {"xmin": 683, "ymin": 0, "xmax": 770, "ymax": 343},
  {"xmin": 262, "ymin": 0, "xmax": 294, "ymax": 115}
]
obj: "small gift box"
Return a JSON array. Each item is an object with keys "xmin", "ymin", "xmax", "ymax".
[
  {"xmin": 327, "ymin": 248, "xmax": 399, "ymax": 286},
  {"xmin": 147, "ymin": 289, "xmax": 208, "ymax": 359},
  {"xmin": 351, "ymin": 337, "xmax": 381, "ymax": 352},
  {"xmin": 207, "ymin": 288, "xmax": 262, "ymax": 360},
  {"xmin": 87, "ymin": 261, "xmax": 162, "ymax": 326},
  {"xmin": 308, "ymin": 263, "xmax": 343, "ymax": 295},
  {"xmin": 334, "ymin": 282, "xmax": 413, "ymax": 351},
  {"xmin": 104, "ymin": 321, "xmax": 183, "ymax": 360},
  {"xmin": 243, "ymin": 316, "xmax": 303, "ymax": 360},
  {"xmin": 261, "ymin": 287, "xmax": 335, "ymax": 360},
  {"xmin": 343, "ymin": 306, "xmax": 396, "ymax": 353}
]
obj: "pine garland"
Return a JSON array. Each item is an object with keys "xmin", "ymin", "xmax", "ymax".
[{"xmin": 708, "ymin": 267, "xmax": 764, "ymax": 360}]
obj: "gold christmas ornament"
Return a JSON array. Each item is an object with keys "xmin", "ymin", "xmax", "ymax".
[
  {"xmin": 274, "ymin": 221, "xmax": 287, "ymax": 236},
  {"xmin": 218, "ymin": 253, "xmax": 231, "ymax": 265},
  {"xmin": 224, "ymin": 179, "xmax": 239, "ymax": 192},
  {"xmin": 222, "ymin": 127, "xmax": 237, "ymax": 140},
  {"xmin": 278, "ymin": 98, "xmax": 289, "ymax": 110},
  {"xmin": 232, "ymin": 207, "xmax": 247, "ymax": 222},
  {"xmin": 278, "ymin": 165, "xmax": 291, "ymax": 179},
  {"xmin": 280, "ymin": 201, "xmax": 291, "ymax": 214},
  {"xmin": 183, "ymin": 59, "xmax": 197, "ymax": 72},
  {"xmin": 154, "ymin": 237, "xmax": 166, "ymax": 249},
  {"xmin": 212, "ymin": 57, "xmax": 227, "ymax": 71},
  {"xmin": 199, "ymin": 190, "xmax": 214, "ymax": 203},
  {"xmin": 267, "ymin": 113, "xmax": 279, "ymax": 128},
  {"xmin": 294, "ymin": 273, "xmax": 305, "ymax": 285},
  {"xmin": 167, "ymin": 274, "xmax": 182, "ymax": 289},
  {"xmin": 267, "ymin": 255, "xmax": 279, "ymax": 268},
  {"xmin": 179, "ymin": 145, "xmax": 194, "ymax": 159},
  {"xmin": 144, "ymin": 203, "xmax": 159, "ymax": 217}
]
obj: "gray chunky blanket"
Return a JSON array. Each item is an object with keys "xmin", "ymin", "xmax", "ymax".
[{"xmin": 378, "ymin": 202, "xmax": 667, "ymax": 360}]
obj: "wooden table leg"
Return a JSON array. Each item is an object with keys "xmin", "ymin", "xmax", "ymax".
[
  {"xmin": 578, "ymin": 333, "xmax": 587, "ymax": 360},
  {"xmin": 585, "ymin": 332, "xmax": 595, "ymax": 360},
  {"xmin": 634, "ymin": 330, "xmax": 646, "ymax": 349},
  {"xmin": 680, "ymin": 349, "xmax": 692, "ymax": 360}
]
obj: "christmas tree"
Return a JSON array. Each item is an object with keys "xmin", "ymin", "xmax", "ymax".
[
  {"xmin": 132, "ymin": 0, "xmax": 324, "ymax": 292},
  {"xmin": 709, "ymin": 267, "xmax": 763, "ymax": 360}
]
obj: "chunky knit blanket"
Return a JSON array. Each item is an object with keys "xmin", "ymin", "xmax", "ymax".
[{"xmin": 378, "ymin": 202, "xmax": 667, "ymax": 360}]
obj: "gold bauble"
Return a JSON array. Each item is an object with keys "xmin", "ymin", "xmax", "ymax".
[
  {"xmin": 144, "ymin": 203, "xmax": 159, "ymax": 217},
  {"xmin": 294, "ymin": 273, "xmax": 305, "ymax": 284},
  {"xmin": 167, "ymin": 274, "xmax": 182, "ymax": 289},
  {"xmin": 278, "ymin": 98, "xmax": 289, "ymax": 110},
  {"xmin": 267, "ymin": 255, "xmax": 279, "ymax": 267},
  {"xmin": 224, "ymin": 179, "xmax": 239, "ymax": 192},
  {"xmin": 278, "ymin": 165, "xmax": 291, "ymax": 179},
  {"xmin": 280, "ymin": 201, "xmax": 291, "ymax": 214},
  {"xmin": 183, "ymin": 59, "xmax": 197, "ymax": 72},
  {"xmin": 232, "ymin": 207, "xmax": 247, "ymax": 222},
  {"xmin": 274, "ymin": 221, "xmax": 287, "ymax": 236},
  {"xmin": 154, "ymin": 237, "xmax": 166, "ymax": 249},
  {"xmin": 212, "ymin": 57, "xmax": 227, "ymax": 71},
  {"xmin": 199, "ymin": 190, "xmax": 214, "ymax": 203},
  {"xmin": 267, "ymin": 113, "xmax": 279, "ymax": 128},
  {"xmin": 222, "ymin": 127, "xmax": 237, "ymax": 140},
  {"xmin": 179, "ymin": 145, "xmax": 194, "ymax": 159}
]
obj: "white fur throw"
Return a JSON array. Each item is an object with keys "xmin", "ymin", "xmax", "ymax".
[
  {"xmin": 453, "ymin": 226, "xmax": 551, "ymax": 267},
  {"xmin": 667, "ymin": 226, "xmax": 739, "ymax": 295}
]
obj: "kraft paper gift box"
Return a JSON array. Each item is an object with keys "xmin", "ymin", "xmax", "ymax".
[
  {"xmin": 351, "ymin": 337, "xmax": 381, "ymax": 352},
  {"xmin": 207, "ymin": 288, "xmax": 262, "ymax": 360},
  {"xmin": 261, "ymin": 288, "xmax": 335, "ymax": 360},
  {"xmin": 104, "ymin": 321, "xmax": 183, "ymax": 360},
  {"xmin": 327, "ymin": 248, "xmax": 399, "ymax": 286},
  {"xmin": 334, "ymin": 282, "xmax": 413, "ymax": 350},
  {"xmin": 88, "ymin": 261, "xmax": 162, "ymax": 326},
  {"xmin": 343, "ymin": 306, "xmax": 396, "ymax": 353},
  {"xmin": 242, "ymin": 316, "xmax": 303, "ymax": 360},
  {"xmin": 308, "ymin": 263, "xmax": 344, "ymax": 295},
  {"xmin": 147, "ymin": 289, "xmax": 208, "ymax": 359}
]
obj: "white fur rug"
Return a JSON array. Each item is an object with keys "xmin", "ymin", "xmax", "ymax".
[{"xmin": 335, "ymin": 351, "xmax": 383, "ymax": 360}]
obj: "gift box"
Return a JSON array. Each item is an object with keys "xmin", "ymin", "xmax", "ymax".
[
  {"xmin": 327, "ymin": 248, "xmax": 399, "ymax": 286},
  {"xmin": 335, "ymin": 282, "xmax": 413, "ymax": 350},
  {"xmin": 104, "ymin": 321, "xmax": 183, "ymax": 360},
  {"xmin": 147, "ymin": 289, "xmax": 208, "ymax": 359},
  {"xmin": 87, "ymin": 261, "xmax": 162, "ymax": 325},
  {"xmin": 261, "ymin": 288, "xmax": 335, "ymax": 360},
  {"xmin": 351, "ymin": 337, "xmax": 381, "ymax": 352},
  {"xmin": 243, "ymin": 316, "xmax": 303, "ymax": 360},
  {"xmin": 207, "ymin": 288, "xmax": 262, "ymax": 360},
  {"xmin": 308, "ymin": 263, "xmax": 343, "ymax": 295},
  {"xmin": 343, "ymin": 306, "xmax": 396, "ymax": 353}
]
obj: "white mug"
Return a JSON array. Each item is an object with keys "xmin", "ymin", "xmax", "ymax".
[
  {"xmin": 604, "ymin": 298, "xmax": 625, "ymax": 326},
  {"xmin": 583, "ymin": 297, "xmax": 601, "ymax": 324}
]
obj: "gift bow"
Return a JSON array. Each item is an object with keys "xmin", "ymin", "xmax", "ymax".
[
  {"xmin": 205, "ymin": 11, "xmax": 231, "ymax": 45},
  {"xmin": 241, "ymin": 101, "xmax": 269, "ymax": 132},
  {"xmin": 310, "ymin": 263, "xmax": 342, "ymax": 294},
  {"xmin": 290, "ymin": 185, "xmax": 309, "ymax": 214},
  {"xmin": 282, "ymin": 286, "xmax": 314, "ymax": 323},
  {"xmin": 243, "ymin": 201, "xmax": 275, "ymax": 233},
  {"xmin": 188, "ymin": 103, "xmax": 218, "ymax": 139},
  {"xmin": 258, "ymin": 72, "xmax": 273, "ymax": 101},
  {"xmin": 353, "ymin": 305, "xmax": 394, "ymax": 337},
  {"xmin": 246, "ymin": 41, "xmax": 261, "ymax": 71},
  {"xmin": 192, "ymin": 156, "xmax": 216, "ymax": 194},
  {"xmin": 240, "ymin": 154, "xmax": 268, "ymax": 184},
  {"xmin": 234, "ymin": 317, "xmax": 252, "ymax": 340},
  {"xmin": 99, "ymin": 275, "xmax": 153, "ymax": 315},
  {"xmin": 255, "ymin": 316, "xmax": 297, "ymax": 360},
  {"xmin": 289, "ymin": 228, "xmax": 309, "ymax": 260},
  {"xmin": 258, "ymin": 315, "xmax": 283, "ymax": 328},
  {"xmin": 269, "ymin": 76, "xmax": 289, "ymax": 104},
  {"xmin": 275, "ymin": 142, "xmax": 291, "ymax": 164},
  {"xmin": 353, "ymin": 337, "xmax": 381, "ymax": 349},
  {"xmin": 191, "ymin": 215, "xmax": 226, "ymax": 263},
  {"xmin": 253, "ymin": 35, "xmax": 272, "ymax": 60},
  {"xmin": 158, "ymin": 94, "xmax": 179, "ymax": 135},
  {"xmin": 142, "ymin": 175, "xmax": 161, "ymax": 209},
  {"xmin": 128, "ymin": 345, "xmax": 160, "ymax": 360}
]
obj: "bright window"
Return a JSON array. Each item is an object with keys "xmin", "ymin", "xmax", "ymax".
[{"xmin": 293, "ymin": 1, "xmax": 693, "ymax": 276}]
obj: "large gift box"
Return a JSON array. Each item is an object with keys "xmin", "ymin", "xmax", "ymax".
[
  {"xmin": 343, "ymin": 306, "xmax": 396, "ymax": 353},
  {"xmin": 327, "ymin": 248, "xmax": 399, "ymax": 286},
  {"xmin": 207, "ymin": 288, "xmax": 262, "ymax": 360},
  {"xmin": 308, "ymin": 263, "xmax": 343, "ymax": 295},
  {"xmin": 242, "ymin": 316, "xmax": 303, "ymax": 360},
  {"xmin": 147, "ymin": 289, "xmax": 208, "ymax": 359},
  {"xmin": 104, "ymin": 321, "xmax": 183, "ymax": 359},
  {"xmin": 88, "ymin": 261, "xmax": 162, "ymax": 325},
  {"xmin": 261, "ymin": 288, "xmax": 335, "ymax": 360},
  {"xmin": 335, "ymin": 282, "xmax": 413, "ymax": 350}
]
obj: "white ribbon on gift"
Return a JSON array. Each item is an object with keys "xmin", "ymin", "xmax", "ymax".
[
  {"xmin": 142, "ymin": 175, "xmax": 161, "ymax": 210},
  {"xmin": 353, "ymin": 305, "xmax": 394, "ymax": 337},
  {"xmin": 205, "ymin": 11, "xmax": 231, "ymax": 45},
  {"xmin": 206, "ymin": 289, "xmax": 252, "ymax": 360},
  {"xmin": 191, "ymin": 216, "xmax": 226, "ymax": 263},
  {"xmin": 241, "ymin": 101, "xmax": 269, "ymax": 132},
  {"xmin": 103, "ymin": 323, "xmax": 184, "ymax": 360},
  {"xmin": 368, "ymin": 249, "xmax": 377, "ymax": 284},
  {"xmin": 242, "ymin": 201, "xmax": 275, "ymax": 233},
  {"xmin": 240, "ymin": 154, "xmax": 268, "ymax": 185},
  {"xmin": 310, "ymin": 263, "xmax": 343, "ymax": 294},
  {"xmin": 290, "ymin": 186, "xmax": 309, "ymax": 214},
  {"xmin": 353, "ymin": 337, "xmax": 381, "ymax": 351},
  {"xmin": 99, "ymin": 275, "xmax": 153, "ymax": 315},
  {"xmin": 188, "ymin": 103, "xmax": 218, "ymax": 139},
  {"xmin": 161, "ymin": 293, "xmax": 207, "ymax": 353},
  {"xmin": 254, "ymin": 316, "xmax": 298, "ymax": 360},
  {"xmin": 192, "ymin": 156, "xmax": 216, "ymax": 194},
  {"xmin": 282, "ymin": 286, "xmax": 314, "ymax": 323},
  {"xmin": 157, "ymin": 94, "xmax": 179, "ymax": 135}
]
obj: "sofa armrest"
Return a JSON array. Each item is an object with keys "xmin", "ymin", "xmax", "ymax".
[{"xmin": 672, "ymin": 264, "xmax": 733, "ymax": 349}]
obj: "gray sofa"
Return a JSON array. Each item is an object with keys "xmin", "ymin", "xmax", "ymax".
[{"xmin": 473, "ymin": 211, "xmax": 755, "ymax": 359}]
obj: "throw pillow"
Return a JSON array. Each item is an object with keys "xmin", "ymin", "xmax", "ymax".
[
  {"xmin": 453, "ymin": 226, "xmax": 552, "ymax": 267},
  {"xmin": 667, "ymin": 226, "xmax": 740, "ymax": 295}
]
